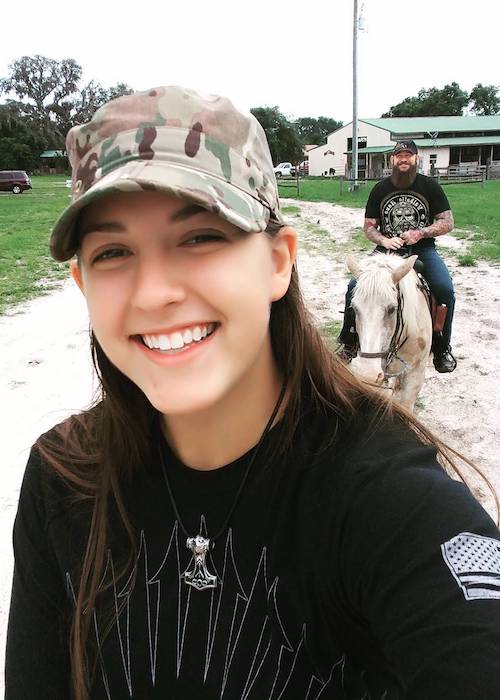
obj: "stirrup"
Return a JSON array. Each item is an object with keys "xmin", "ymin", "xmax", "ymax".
[{"xmin": 433, "ymin": 346, "xmax": 457, "ymax": 373}]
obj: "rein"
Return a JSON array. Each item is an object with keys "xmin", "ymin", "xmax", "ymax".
[{"xmin": 358, "ymin": 286, "xmax": 409, "ymax": 380}]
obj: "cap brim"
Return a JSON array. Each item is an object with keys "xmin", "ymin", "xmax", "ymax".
[{"xmin": 50, "ymin": 160, "xmax": 282, "ymax": 261}]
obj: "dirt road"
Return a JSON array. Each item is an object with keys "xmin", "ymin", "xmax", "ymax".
[{"xmin": 284, "ymin": 197, "xmax": 500, "ymax": 516}]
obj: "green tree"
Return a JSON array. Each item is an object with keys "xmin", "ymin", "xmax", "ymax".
[
  {"xmin": 52, "ymin": 80, "xmax": 133, "ymax": 137},
  {"xmin": 469, "ymin": 83, "xmax": 500, "ymax": 115},
  {"xmin": 250, "ymin": 106, "xmax": 303, "ymax": 165},
  {"xmin": 0, "ymin": 55, "xmax": 133, "ymax": 168},
  {"xmin": 382, "ymin": 82, "xmax": 469, "ymax": 117},
  {"xmin": 294, "ymin": 116, "xmax": 343, "ymax": 146},
  {"xmin": 0, "ymin": 102, "xmax": 48, "ymax": 171},
  {"xmin": 0, "ymin": 55, "xmax": 133, "ymax": 147}
]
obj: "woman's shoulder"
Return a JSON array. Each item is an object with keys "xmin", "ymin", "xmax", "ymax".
[{"xmin": 307, "ymin": 403, "xmax": 441, "ymax": 491}]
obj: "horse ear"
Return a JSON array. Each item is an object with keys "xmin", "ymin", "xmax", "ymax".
[
  {"xmin": 391, "ymin": 255, "xmax": 418, "ymax": 284},
  {"xmin": 346, "ymin": 255, "xmax": 362, "ymax": 278}
]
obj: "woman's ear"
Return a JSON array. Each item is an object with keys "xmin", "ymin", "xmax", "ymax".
[
  {"xmin": 70, "ymin": 259, "xmax": 85, "ymax": 295},
  {"xmin": 270, "ymin": 226, "xmax": 297, "ymax": 302}
]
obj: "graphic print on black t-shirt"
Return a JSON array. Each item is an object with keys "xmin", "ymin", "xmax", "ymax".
[
  {"xmin": 380, "ymin": 191, "xmax": 430, "ymax": 237},
  {"xmin": 65, "ymin": 518, "xmax": 360, "ymax": 699}
]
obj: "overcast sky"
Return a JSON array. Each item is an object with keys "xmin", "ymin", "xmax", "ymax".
[{"xmin": 1, "ymin": 0, "xmax": 498, "ymax": 125}]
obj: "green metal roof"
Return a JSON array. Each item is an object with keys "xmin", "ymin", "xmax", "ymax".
[
  {"xmin": 415, "ymin": 136, "xmax": 500, "ymax": 147},
  {"xmin": 360, "ymin": 116, "xmax": 500, "ymax": 134},
  {"xmin": 40, "ymin": 150, "xmax": 66, "ymax": 158},
  {"xmin": 346, "ymin": 136, "xmax": 500, "ymax": 154},
  {"xmin": 345, "ymin": 145, "xmax": 394, "ymax": 154}
]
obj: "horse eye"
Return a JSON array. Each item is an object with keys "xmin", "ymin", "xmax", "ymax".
[{"xmin": 387, "ymin": 305, "xmax": 396, "ymax": 316}]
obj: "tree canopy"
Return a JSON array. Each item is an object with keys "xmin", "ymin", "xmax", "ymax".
[
  {"xmin": 469, "ymin": 83, "xmax": 500, "ymax": 116},
  {"xmin": 294, "ymin": 116, "xmax": 342, "ymax": 147},
  {"xmin": 250, "ymin": 106, "xmax": 304, "ymax": 165},
  {"xmin": 0, "ymin": 55, "xmax": 133, "ymax": 170},
  {"xmin": 250, "ymin": 108, "xmax": 343, "ymax": 165},
  {"xmin": 382, "ymin": 82, "xmax": 500, "ymax": 117}
]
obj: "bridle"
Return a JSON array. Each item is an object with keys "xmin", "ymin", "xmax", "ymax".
[{"xmin": 357, "ymin": 285, "xmax": 409, "ymax": 380}]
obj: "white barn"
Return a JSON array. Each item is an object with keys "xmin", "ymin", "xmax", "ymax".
[{"xmin": 308, "ymin": 116, "xmax": 500, "ymax": 178}]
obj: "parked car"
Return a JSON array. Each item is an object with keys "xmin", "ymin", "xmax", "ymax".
[
  {"xmin": 0, "ymin": 170, "xmax": 32, "ymax": 194},
  {"xmin": 273, "ymin": 162, "xmax": 296, "ymax": 178}
]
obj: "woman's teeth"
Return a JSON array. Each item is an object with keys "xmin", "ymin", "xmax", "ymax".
[{"xmin": 141, "ymin": 323, "xmax": 215, "ymax": 351}]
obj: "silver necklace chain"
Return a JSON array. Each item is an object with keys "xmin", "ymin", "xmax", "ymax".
[{"xmin": 158, "ymin": 382, "xmax": 287, "ymax": 591}]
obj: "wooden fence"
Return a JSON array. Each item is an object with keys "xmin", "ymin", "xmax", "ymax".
[{"xmin": 433, "ymin": 165, "xmax": 486, "ymax": 184}]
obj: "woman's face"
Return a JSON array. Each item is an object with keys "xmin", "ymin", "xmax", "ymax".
[{"xmin": 72, "ymin": 190, "xmax": 295, "ymax": 416}]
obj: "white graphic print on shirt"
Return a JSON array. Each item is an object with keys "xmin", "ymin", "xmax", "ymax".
[
  {"xmin": 66, "ymin": 519, "xmax": 359, "ymax": 699},
  {"xmin": 380, "ymin": 192, "xmax": 430, "ymax": 236},
  {"xmin": 441, "ymin": 532, "xmax": 500, "ymax": 600}
]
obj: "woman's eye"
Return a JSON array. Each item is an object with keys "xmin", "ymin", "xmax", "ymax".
[
  {"xmin": 183, "ymin": 232, "xmax": 226, "ymax": 246},
  {"xmin": 92, "ymin": 248, "xmax": 130, "ymax": 263}
]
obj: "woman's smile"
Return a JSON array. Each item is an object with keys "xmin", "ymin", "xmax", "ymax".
[
  {"xmin": 136, "ymin": 321, "xmax": 217, "ymax": 351},
  {"xmin": 131, "ymin": 322, "xmax": 219, "ymax": 363}
]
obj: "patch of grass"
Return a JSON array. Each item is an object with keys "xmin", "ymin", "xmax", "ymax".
[
  {"xmin": 457, "ymin": 254, "xmax": 477, "ymax": 267},
  {"xmin": 279, "ymin": 177, "xmax": 370, "ymax": 208},
  {"xmin": 0, "ymin": 176, "xmax": 71, "ymax": 313},
  {"xmin": 442, "ymin": 182, "xmax": 500, "ymax": 260},
  {"xmin": 321, "ymin": 320, "xmax": 341, "ymax": 345},
  {"xmin": 281, "ymin": 204, "xmax": 301, "ymax": 215},
  {"xmin": 414, "ymin": 395, "xmax": 426, "ymax": 412},
  {"xmin": 352, "ymin": 227, "xmax": 372, "ymax": 252}
]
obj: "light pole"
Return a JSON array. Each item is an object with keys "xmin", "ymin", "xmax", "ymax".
[
  {"xmin": 352, "ymin": 0, "xmax": 359, "ymax": 190},
  {"xmin": 352, "ymin": 1, "xmax": 365, "ymax": 190}
]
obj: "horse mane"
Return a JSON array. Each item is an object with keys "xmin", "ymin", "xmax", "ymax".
[{"xmin": 352, "ymin": 254, "xmax": 421, "ymax": 339}]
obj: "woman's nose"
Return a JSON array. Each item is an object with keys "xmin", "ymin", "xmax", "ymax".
[{"xmin": 130, "ymin": 257, "xmax": 186, "ymax": 310}]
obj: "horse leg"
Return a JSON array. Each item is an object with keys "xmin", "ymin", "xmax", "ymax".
[{"xmin": 393, "ymin": 353, "xmax": 429, "ymax": 412}]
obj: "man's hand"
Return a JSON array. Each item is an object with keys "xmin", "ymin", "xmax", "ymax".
[
  {"xmin": 381, "ymin": 236, "xmax": 405, "ymax": 250},
  {"xmin": 400, "ymin": 229, "xmax": 423, "ymax": 245}
]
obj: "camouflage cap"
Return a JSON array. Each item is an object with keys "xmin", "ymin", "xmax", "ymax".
[{"xmin": 50, "ymin": 85, "xmax": 284, "ymax": 261}]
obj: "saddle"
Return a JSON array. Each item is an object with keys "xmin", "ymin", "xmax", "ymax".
[{"xmin": 417, "ymin": 275, "xmax": 447, "ymax": 333}]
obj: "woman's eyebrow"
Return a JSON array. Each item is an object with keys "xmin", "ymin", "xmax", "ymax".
[
  {"xmin": 170, "ymin": 204, "xmax": 207, "ymax": 223},
  {"xmin": 79, "ymin": 204, "xmax": 208, "ymax": 238},
  {"xmin": 78, "ymin": 221, "xmax": 127, "ymax": 237}
]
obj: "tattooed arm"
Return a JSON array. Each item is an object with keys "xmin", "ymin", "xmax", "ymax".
[
  {"xmin": 421, "ymin": 210, "xmax": 454, "ymax": 237},
  {"xmin": 364, "ymin": 218, "xmax": 405, "ymax": 250},
  {"xmin": 401, "ymin": 210, "xmax": 454, "ymax": 244}
]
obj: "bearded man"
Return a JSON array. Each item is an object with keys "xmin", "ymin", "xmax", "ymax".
[{"xmin": 338, "ymin": 140, "xmax": 457, "ymax": 374}]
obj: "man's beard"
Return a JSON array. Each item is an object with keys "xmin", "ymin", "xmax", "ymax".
[{"xmin": 391, "ymin": 163, "xmax": 417, "ymax": 188}]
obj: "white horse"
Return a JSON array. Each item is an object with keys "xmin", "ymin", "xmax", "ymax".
[{"xmin": 346, "ymin": 253, "xmax": 432, "ymax": 411}]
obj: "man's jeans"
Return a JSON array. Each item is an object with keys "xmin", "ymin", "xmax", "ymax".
[{"xmin": 338, "ymin": 244, "xmax": 455, "ymax": 351}]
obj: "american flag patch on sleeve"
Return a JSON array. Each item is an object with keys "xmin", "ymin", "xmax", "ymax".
[{"xmin": 441, "ymin": 532, "xmax": 500, "ymax": 601}]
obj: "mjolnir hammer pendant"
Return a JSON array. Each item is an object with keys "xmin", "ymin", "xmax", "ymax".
[{"xmin": 183, "ymin": 535, "xmax": 217, "ymax": 590}]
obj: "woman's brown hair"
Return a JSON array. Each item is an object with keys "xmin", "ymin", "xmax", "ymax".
[{"xmin": 37, "ymin": 219, "xmax": 495, "ymax": 699}]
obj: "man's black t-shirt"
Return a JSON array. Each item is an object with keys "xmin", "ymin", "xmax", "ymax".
[
  {"xmin": 6, "ymin": 412, "xmax": 500, "ymax": 699},
  {"xmin": 365, "ymin": 174, "xmax": 451, "ymax": 250}
]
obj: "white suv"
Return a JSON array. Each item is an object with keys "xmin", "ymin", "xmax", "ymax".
[{"xmin": 273, "ymin": 162, "xmax": 296, "ymax": 178}]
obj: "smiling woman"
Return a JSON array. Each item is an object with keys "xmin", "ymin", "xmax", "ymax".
[
  {"xmin": 71, "ymin": 189, "xmax": 294, "ymax": 418},
  {"xmin": 5, "ymin": 85, "xmax": 500, "ymax": 700}
]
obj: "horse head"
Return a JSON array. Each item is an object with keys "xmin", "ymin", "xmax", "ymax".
[{"xmin": 346, "ymin": 253, "xmax": 418, "ymax": 386}]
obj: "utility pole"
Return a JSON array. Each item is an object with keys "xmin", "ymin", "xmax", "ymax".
[{"xmin": 352, "ymin": 0, "xmax": 359, "ymax": 190}]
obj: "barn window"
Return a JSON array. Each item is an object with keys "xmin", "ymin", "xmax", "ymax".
[
  {"xmin": 460, "ymin": 146, "xmax": 480, "ymax": 163},
  {"xmin": 347, "ymin": 136, "xmax": 367, "ymax": 151}
]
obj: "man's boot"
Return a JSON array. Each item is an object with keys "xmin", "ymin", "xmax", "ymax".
[
  {"xmin": 433, "ymin": 346, "xmax": 457, "ymax": 373},
  {"xmin": 337, "ymin": 305, "xmax": 358, "ymax": 362}
]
